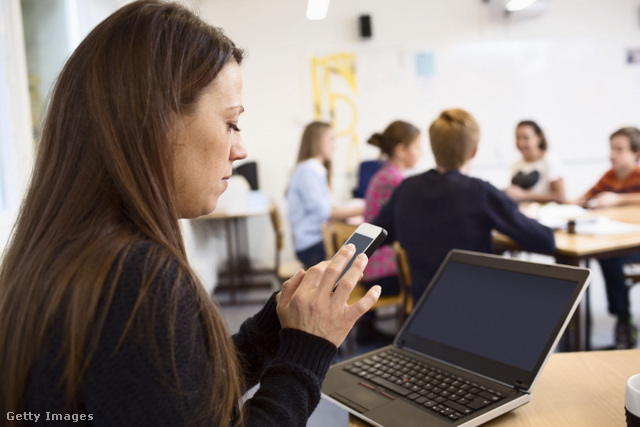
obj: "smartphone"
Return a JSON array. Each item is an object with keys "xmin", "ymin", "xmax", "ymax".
[{"xmin": 332, "ymin": 222, "xmax": 387, "ymax": 290}]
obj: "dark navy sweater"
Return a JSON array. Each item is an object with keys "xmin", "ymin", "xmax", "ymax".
[{"xmin": 374, "ymin": 169, "xmax": 556, "ymax": 303}]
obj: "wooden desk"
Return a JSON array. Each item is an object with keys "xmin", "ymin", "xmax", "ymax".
[
  {"xmin": 494, "ymin": 205, "xmax": 640, "ymax": 261},
  {"xmin": 349, "ymin": 349, "xmax": 640, "ymax": 427},
  {"xmin": 494, "ymin": 205, "xmax": 640, "ymax": 351},
  {"xmin": 195, "ymin": 203, "xmax": 274, "ymax": 304}
]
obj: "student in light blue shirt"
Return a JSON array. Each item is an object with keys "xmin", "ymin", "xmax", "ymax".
[{"xmin": 287, "ymin": 122, "xmax": 363, "ymax": 268}]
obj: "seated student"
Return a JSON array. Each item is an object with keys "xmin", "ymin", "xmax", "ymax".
[
  {"xmin": 287, "ymin": 122, "xmax": 363, "ymax": 268},
  {"xmin": 504, "ymin": 120, "xmax": 566, "ymax": 203},
  {"xmin": 358, "ymin": 120, "xmax": 422, "ymax": 342},
  {"xmin": 373, "ymin": 109, "xmax": 556, "ymax": 304},
  {"xmin": 573, "ymin": 126, "xmax": 640, "ymax": 349}
]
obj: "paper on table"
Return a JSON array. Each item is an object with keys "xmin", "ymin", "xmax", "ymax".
[
  {"xmin": 574, "ymin": 216, "xmax": 640, "ymax": 236},
  {"xmin": 536, "ymin": 203, "xmax": 590, "ymax": 230}
]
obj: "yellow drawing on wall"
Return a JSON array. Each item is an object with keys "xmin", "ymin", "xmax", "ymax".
[{"xmin": 310, "ymin": 53, "xmax": 360, "ymax": 171}]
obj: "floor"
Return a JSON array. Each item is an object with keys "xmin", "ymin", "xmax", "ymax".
[{"xmin": 217, "ymin": 260, "xmax": 640, "ymax": 427}]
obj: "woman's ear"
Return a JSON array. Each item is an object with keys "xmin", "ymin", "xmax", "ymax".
[{"xmin": 393, "ymin": 143, "xmax": 406, "ymax": 160}]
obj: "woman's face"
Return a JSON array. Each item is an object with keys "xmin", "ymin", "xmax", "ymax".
[
  {"xmin": 610, "ymin": 135, "xmax": 639, "ymax": 176},
  {"xmin": 171, "ymin": 61, "xmax": 247, "ymax": 218},
  {"xmin": 318, "ymin": 128, "xmax": 336, "ymax": 162},
  {"xmin": 398, "ymin": 135, "xmax": 423, "ymax": 169},
  {"xmin": 515, "ymin": 125, "xmax": 543, "ymax": 162}
]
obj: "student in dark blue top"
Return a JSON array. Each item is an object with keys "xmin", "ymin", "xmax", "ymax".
[{"xmin": 374, "ymin": 108, "xmax": 556, "ymax": 304}]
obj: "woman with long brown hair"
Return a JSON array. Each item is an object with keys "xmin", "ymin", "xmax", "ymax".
[
  {"xmin": 286, "ymin": 122, "xmax": 364, "ymax": 268},
  {"xmin": 0, "ymin": 1, "xmax": 380, "ymax": 425}
]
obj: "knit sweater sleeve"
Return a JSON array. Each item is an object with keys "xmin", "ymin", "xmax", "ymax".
[
  {"xmin": 233, "ymin": 294, "xmax": 339, "ymax": 426},
  {"xmin": 483, "ymin": 183, "xmax": 556, "ymax": 253},
  {"xmin": 242, "ymin": 329, "xmax": 338, "ymax": 427}
]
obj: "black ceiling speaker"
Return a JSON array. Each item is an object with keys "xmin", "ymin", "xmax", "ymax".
[{"xmin": 359, "ymin": 14, "xmax": 372, "ymax": 39}]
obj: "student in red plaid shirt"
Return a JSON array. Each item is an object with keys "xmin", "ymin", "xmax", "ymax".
[
  {"xmin": 357, "ymin": 120, "xmax": 422, "ymax": 343},
  {"xmin": 574, "ymin": 126, "xmax": 640, "ymax": 349}
]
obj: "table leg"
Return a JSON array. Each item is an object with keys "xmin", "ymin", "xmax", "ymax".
[
  {"xmin": 584, "ymin": 259, "xmax": 592, "ymax": 351},
  {"xmin": 555, "ymin": 255, "xmax": 588, "ymax": 352},
  {"xmin": 225, "ymin": 218, "xmax": 237, "ymax": 304}
]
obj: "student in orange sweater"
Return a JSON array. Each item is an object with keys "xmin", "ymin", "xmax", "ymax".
[{"xmin": 575, "ymin": 126, "xmax": 640, "ymax": 349}]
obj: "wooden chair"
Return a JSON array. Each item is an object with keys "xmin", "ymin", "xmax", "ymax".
[
  {"xmin": 269, "ymin": 204, "xmax": 304, "ymax": 282},
  {"xmin": 321, "ymin": 221, "xmax": 413, "ymax": 350},
  {"xmin": 392, "ymin": 240, "xmax": 413, "ymax": 324}
]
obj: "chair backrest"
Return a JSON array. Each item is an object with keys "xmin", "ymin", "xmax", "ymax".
[
  {"xmin": 393, "ymin": 241, "xmax": 412, "ymax": 290},
  {"xmin": 393, "ymin": 240, "xmax": 413, "ymax": 317},
  {"xmin": 353, "ymin": 160, "xmax": 384, "ymax": 198},
  {"xmin": 269, "ymin": 204, "xmax": 284, "ymax": 251},
  {"xmin": 233, "ymin": 161, "xmax": 259, "ymax": 190},
  {"xmin": 321, "ymin": 220, "xmax": 359, "ymax": 259}
]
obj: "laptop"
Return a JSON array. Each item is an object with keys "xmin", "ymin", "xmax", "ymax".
[{"xmin": 322, "ymin": 249, "xmax": 591, "ymax": 427}]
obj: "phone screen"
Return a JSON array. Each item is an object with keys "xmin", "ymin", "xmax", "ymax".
[{"xmin": 335, "ymin": 232, "xmax": 374, "ymax": 286}]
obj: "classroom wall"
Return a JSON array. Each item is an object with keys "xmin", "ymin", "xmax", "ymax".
[
  {"xmin": 195, "ymin": 0, "xmax": 640, "ymax": 269},
  {"xmin": 12, "ymin": 0, "xmax": 640, "ymax": 277}
]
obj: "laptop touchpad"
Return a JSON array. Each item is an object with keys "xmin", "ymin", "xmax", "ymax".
[{"xmin": 331, "ymin": 384, "xmax": 393, "ymax": 413}]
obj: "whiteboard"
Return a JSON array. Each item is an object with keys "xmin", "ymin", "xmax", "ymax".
[{"xmin": 355, "ymin": 39, "xmax": 640, "ymax": 167}]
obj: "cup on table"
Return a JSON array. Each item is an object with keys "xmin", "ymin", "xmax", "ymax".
[{"xmin": 627, "ymin": 374, "xmax": 640, "ymax": 426}]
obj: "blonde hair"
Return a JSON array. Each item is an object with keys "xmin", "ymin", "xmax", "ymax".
[
  {"xmin": 296, "ymin": 121, "xmax": 333, "ymax": 185},
  {"xmin": 429, "ymin": 109, "xmax": 480, "ymax": 169}
]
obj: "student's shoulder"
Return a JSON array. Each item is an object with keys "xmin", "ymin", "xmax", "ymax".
[
  {"xmin": 114, "ymin": 240, "xmax": 192, "ymax": 312},
  {"xmin": 399, "ymin": 169, "xmax": 491, "ymax": 189},
  {"xmin": 597, "ymin": 168, "xmax": 618, "ymax": 182},
  {"xmin": 291, "ymin": 159, "xmax": 325, "ymax": 179},
  {"xmin": 117, "ymin": 240, "xmax": 182, "ymax": 289},
  {"xmin": 374, "ymin": 163, "xmax": 403, "ymax": 185},
  {"xmin": 123, "ymin": 239, "xmax": 174, "ymax": 265},
  {"xmin": 396, "ymin": 169, "xmax": 434, "ymax": 190}
]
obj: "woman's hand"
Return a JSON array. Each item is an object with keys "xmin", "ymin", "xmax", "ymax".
[{"xmin": 276, "ymin": 244, "xmax": 381, "ymax": 348}]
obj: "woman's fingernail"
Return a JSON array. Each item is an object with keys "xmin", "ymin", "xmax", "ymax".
[
  {"xmin": 293, "ymin": 269, "xmax": 303, "ymax": 278},
  {"xmin": 373, "ymin": 285, "xmax": 382, "ymax": 297},
  {"xmin": 345, "ymin": 243, "xmax": 356, "ymax": 252}
]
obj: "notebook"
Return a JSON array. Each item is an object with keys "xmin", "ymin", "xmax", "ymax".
[{"xmin": 321, "ymin": 249, "xmax": 591, "ymax": 427}]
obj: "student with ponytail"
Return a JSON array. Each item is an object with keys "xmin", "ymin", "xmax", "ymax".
[{"xmin": 356, "ymin": 121, "xmax": 422, "ymax": 342}]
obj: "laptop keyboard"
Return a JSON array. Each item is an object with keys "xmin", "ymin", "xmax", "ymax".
[{"xmin": 342, "ymin": 349, "xmax": 505, "ymax": 422}]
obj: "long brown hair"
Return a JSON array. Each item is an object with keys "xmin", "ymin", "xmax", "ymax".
[
  {"xmin": 296, "ymin": 121, "xmax": 333, "ymax": 186},
  {"xmin": 0, "ymin": 1, "xmax": 244, "ymax": 424}
]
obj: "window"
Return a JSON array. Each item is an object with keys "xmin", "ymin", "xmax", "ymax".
[{"xmin": 0, "ymin": 0, "xmax": 35, "ymax": 247}]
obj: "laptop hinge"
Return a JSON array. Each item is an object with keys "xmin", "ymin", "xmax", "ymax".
[{"xmin": 513, "ymin": 381, "xmax": 529, "ymax": 392}]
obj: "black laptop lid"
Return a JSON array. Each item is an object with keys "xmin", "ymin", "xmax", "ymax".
[{"xmin": 396, "ymin": 249, "xmax": 590, "ymax": 391}]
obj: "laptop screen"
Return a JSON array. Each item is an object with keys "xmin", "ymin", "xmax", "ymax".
[{"xmin": 397, "ymin": 251, "xmax": 589, "ymax": 390}]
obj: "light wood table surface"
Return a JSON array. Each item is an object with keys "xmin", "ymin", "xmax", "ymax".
[
  {"xmin": 349, "ymin": 349, "xmax": 640, "ymax": 427},
  {"xmin": 494, "ymin": 205, "xmax": 640, "ymax": 261}
]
